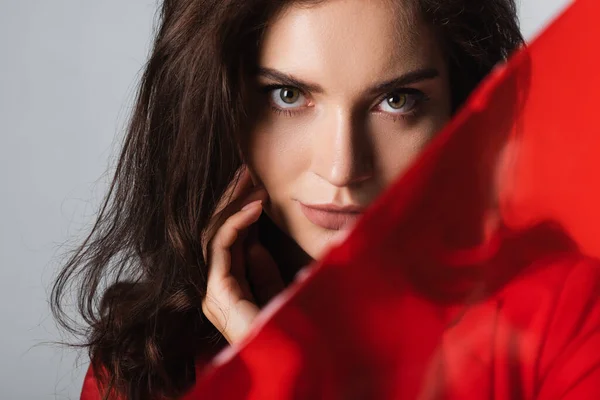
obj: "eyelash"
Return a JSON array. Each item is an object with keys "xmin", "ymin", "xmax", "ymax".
[
  {"xmin": 260, "ymin": 84, "xmax": 430, "ymax": 121},
  {"xmin": 272, "ymin": 108, "xmax": 297, "ymax": 118}
]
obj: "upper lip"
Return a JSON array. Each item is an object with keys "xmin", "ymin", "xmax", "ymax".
[{"xmin": 300, "ymin": 202, "xmax": 364, "ymax": 213}]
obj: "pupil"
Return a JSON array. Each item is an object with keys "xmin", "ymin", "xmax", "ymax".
[
  {"xmin": 388, "ymin": 94, "xmax": 406, "ymax": 109},
  {"xmin": 281, "ymin": 88, "xmax": 298, "ymax": 103}
]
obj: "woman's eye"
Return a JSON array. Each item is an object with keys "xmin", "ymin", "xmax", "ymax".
[
  {"xmin": 270, "ymin": 87, "xmax": 307, "ymax": 109},
  {"xmin": 377, "ymin": 91, "xmax": 422, "ymax": 115}
]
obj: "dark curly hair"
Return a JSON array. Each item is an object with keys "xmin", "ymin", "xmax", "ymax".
[{"xmin": 51, "ymin": 0, "xmax": 524, "ymax": 398}]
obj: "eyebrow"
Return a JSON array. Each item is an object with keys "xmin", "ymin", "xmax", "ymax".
[{"xmin": 255, "ymin": 67, "xmax": 440, "ymax": 95}]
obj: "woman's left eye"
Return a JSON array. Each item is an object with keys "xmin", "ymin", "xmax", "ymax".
[
  {"xmin": 269, "ymin": 87, "xmax": 309, "ymax": 109},
  {"xmin": 376, "ymin": 90, "xmax": 425, "ymax": 115}
]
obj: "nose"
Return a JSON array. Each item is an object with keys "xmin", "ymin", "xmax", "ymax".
[{"xmin": 310, "ymin": 108, "xmax": 373, "ymax": 187}]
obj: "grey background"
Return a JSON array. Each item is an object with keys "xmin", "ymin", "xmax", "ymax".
[{"xmin": 0, "ymin": 0, "xmax": 572, "ymax": 398}]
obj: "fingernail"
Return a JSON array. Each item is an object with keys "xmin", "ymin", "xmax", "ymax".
[{"xmin": 242, "ymin": 200, "xmax": 262, "ymax": 211}]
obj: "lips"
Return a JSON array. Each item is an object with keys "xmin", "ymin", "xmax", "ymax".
[{"xmin": 299, "ymin": 202, "xmax": 363, "ymax": 230}]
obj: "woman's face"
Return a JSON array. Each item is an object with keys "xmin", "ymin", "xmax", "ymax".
[{"xmin": 246, "ymin": 0, "xmax": 452, "ymax": 260}]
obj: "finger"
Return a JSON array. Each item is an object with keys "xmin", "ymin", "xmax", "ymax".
[
  {"xmin": 202, "ymin": 187, "xmax": 267, "ymax": 259},
  {"xmin": 246, "ymin": 240, "xmax": 285, "ymax": 306},
  {"xmin": 207, "ymin": 200, "xmax": 263, "ymax": 282}
]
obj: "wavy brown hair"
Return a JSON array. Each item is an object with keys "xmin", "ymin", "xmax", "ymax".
[{"xmin": 51, "ymin": 0, "xmax": 524, "ymax": 398}]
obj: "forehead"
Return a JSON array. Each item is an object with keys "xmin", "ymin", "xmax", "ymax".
[{"xmin": 258, "ymin": 0, "xmax": 441, "ymax": 90}]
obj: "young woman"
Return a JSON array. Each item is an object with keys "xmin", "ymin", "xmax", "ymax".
[{"xmin": 52, "ymin": 0, "xmax": 528, "ymax": 398}]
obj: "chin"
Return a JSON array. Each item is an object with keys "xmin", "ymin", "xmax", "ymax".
[
  {"xmin": 302, "ymin": 242, "xmax": 326, "ymax": 261},
  {"xmin": 297, "ymin": 227, "xmax": 352, "ymax": 261}
]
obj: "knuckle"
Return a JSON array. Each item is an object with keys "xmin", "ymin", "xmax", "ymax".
[
  {"xmin": 201, "ymin": 301, "xmax": 209, "ymax": 316},
  {"xmin": 201, "ymin": 298, "xmax": 217, "ymax": 321},
  {"xmin": 208, "ymin": 235, "xmax": 224, "ymax": 254},
  {"xmin": 201, "ymin": 305, "xmax": 212, "ymax": 322}
]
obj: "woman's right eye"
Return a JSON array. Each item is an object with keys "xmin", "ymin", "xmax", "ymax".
[{"xmin": 269, "ymin": 87, "xmax": 309, "ymax": 110}]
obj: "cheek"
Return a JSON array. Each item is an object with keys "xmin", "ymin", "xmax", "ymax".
[
  {"xmin": 245, "ymin": 121, "xmax": 312, "ymax": 233},
  {"xmin": 370, "ymin": 116, "xmax": 450, "ymax": 185},
  {"xmin": 245, "ymin": 119, "xmax": 310, "ymax": 197}
]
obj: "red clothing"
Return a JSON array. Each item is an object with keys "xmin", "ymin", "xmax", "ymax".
[{"xmin": 82, "ymin": 229, "xmax": 600, "ymax": 400}]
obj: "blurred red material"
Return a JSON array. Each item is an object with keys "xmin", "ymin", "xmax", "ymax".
[{"xmin": 82, "ymin": 0, "xmax": 600, "ymax": 398}]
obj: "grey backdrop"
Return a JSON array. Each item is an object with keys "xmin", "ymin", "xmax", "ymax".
[{"xmin": 0, "ymin": 0, "xmax": 572, "ymax": 398}]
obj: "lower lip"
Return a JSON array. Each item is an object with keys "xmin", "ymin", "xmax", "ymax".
[{"xmin": 299, "ymin": 203, "xmax": 361, "ymax": 230}]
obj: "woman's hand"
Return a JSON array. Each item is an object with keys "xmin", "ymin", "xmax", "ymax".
[{"xmin": 201, "ymin": 166, "xmax": 284, "ymax": 345}]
